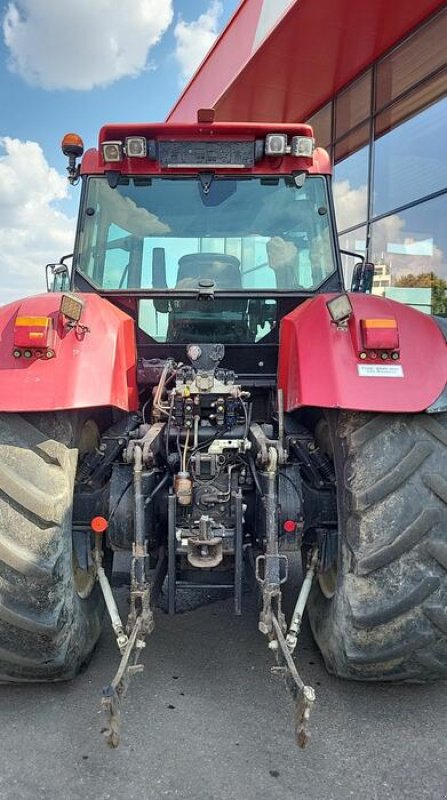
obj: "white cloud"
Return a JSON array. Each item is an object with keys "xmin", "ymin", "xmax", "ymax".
[
  {"xmin": 0, "ymin": 137, "xmax": 76, "ymax": 305},
  {"xmin": 3, "ymin": 0, "xmax": 173, "ymax": 90},
  {"xmin": 174, "ymin": 0, "xmax": 222, "ymax": 82}
]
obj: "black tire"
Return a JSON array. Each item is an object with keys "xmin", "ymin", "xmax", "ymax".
[
  {"xmin": 307, "ymin": 410, "xmax": 447, "ymax": 681},
  {"xmin": 0, "ymin": 412, "xmax": 104, "ymax": 682}
]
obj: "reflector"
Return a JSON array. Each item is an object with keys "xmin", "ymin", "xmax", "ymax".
[{"xmin": 91, "ymin": 516, "xmax": 109, "ymax": 534}]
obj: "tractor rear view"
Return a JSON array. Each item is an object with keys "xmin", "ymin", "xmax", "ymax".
[{"xmin": 0, "ymin": 114, "xmax": 446, "ymax": 746}]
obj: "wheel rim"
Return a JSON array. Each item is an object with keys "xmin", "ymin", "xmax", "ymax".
[{"xmin": 72, "ymin": 418, "xmax": 100, "ymax": 600}]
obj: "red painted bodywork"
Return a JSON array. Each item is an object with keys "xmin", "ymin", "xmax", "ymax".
[
  {"xmin": 278, "ymin": 294, "xmax": 447, "ymax": 413},
  {"xmin": 167, "ymin": 0, "xmax": 444, "ymax": 123},
  {"xmin": 0, "ymin": 294, "xmax": 138, "ymax": 413}
]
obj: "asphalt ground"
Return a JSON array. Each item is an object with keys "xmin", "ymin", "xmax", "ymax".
[{"xmin": 0, "ymin": 560, "xmax": 446, "ymax": 800}]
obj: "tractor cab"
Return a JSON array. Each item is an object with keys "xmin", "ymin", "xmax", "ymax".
[{"xmin": 65, "ymin": 122, "xmax": 343, "ymax": 361}]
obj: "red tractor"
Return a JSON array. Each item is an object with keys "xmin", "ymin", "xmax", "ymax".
[{"xmin": 0, "ymin": 115, "xmax": 446, "ymax": 746}]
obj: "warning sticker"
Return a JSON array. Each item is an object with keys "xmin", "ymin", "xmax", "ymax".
[{"xmin": 357, "ymin": 364, "xmax": 404, "ymax": 378}]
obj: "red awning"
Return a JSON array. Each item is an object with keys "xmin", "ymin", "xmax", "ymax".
[{"xmin": 167, "ymin": 0, "xmax": 445, "ymax": 123}]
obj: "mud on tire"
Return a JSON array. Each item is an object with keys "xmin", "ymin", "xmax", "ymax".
[
  {"xmin": 0, "ymin": 412, "xmax": 104, "ymax": 682},
  {"xmin": 307, "ymin": 411, "xmax": 447, "ymax": 681}
]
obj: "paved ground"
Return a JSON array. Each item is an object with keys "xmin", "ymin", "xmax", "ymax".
[{"xmin": 0, "ymin": 564, "xmax": 446, "ymax": 800}]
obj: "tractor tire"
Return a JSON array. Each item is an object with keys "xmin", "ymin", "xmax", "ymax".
[
  {"xmin": 0, "ymin": 412, "xmax": 104, "ymax": 682},
  {"xmin": 307, "ymin": 411, "xmax": 447, "ymax": 682}
]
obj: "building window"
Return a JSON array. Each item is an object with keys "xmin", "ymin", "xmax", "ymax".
[
  {"xmin": 335, "ymin": 71, "xmax": 372, "ymax": 139},
  {"xmin": 334, "ymin": 145, "xmax": 369, "ymax": 231},
  {"xmin": 307, "ymin": 102, "xmax": 332, "ymax": 150},
  {"xmin": 338, "ymin": 226, "xmax": 367, "ymax": 290},
  {"xmin": 373, "ymin": 96, "xmax": 447, "ymax": 217},
  {"xmin": 369, "ymin": 194, "xmax": 447, "ymax": 314},
  {"xmin": 376, "ymin": 8, "xmax": 447, "ymax": 111},
  {"xmin": 306, "ymin": 8, "xmax": 447, "ymax": 315}
]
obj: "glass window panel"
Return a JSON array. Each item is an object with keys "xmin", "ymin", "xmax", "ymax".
[
  {"xmin": 376, "ymin": 9, "xmax": 447, "ymax": 111},
  {"xmin": 336, "ymin": 71, "xmax": 372, "ymax": 139},
  {"xmin": 307, "ymin": 103, "xmax": 332, "ymax": 149},
  {"xmin": 369, "ymin": 193, "xmax": 447, "ymax": 314},
  {"xmin": 333, "ymin": 145, "xmax": 369, "ymax": 232},
  {"xmin": 375, "ymin": 68, "xmax": 447, "ymax": 137},
  {"xmin": 334, "ymin": 122, "xmax": 369, "ymax": 163},
  {"xmin": 338, "ymin": 227, "xmax": 367, "ymax": 290},
  {"xmin": 373, "ymin": 97, "xmax": 447, "ymax": 217},
  {"xmin": 77, "ymin": 175, "xmax": 337, "ymax": 293}
]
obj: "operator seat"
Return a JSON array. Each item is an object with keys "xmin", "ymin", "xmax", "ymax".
[{"xmin": 167, "ymin": 253, "xmax": 250, "ymax": 343}]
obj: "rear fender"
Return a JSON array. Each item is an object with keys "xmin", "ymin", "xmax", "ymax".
[
  {"xmin": 278, "ymin": 294, "xmax": 447, "ymax": 413},
  {"xmin": 0, "ymin": 293, "xmax": 138, "ymax": 412}
]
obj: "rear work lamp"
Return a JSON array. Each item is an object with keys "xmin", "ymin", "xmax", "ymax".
[
  {"xmin": 102, "ymin": 141, "xmax": 123, "ymax": 162},
  {"xmin": 290, "ymin": 136, "xmax": 315, "ymax": 157},
  {"xmin": 60, "ymin": 293, "xmax": 84, "ymax": 323},
  {"xmin": 125, "ymin": 137, "xmax": 147, "ymax": 157},
  {"xmin": 265, "ymin": 133, "xmax": 315, "ymax": 158},
  {"xmin": 265, "ymin": 134, "xmax": 288, "ymax": 155},
  {"xmin": 326, "ymin": 294, "xmax": 353, "ymax": 325}
]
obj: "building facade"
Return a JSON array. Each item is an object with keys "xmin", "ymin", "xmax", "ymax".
[
  {"xmin": 168, "ymin": 0, "xmax": 446, "ymax": 314},
  {"xmin": 310, "ymin": 8, "xmax": 447, "ymax": 312}
]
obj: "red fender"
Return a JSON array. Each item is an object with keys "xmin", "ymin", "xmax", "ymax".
[
  {"xmin": 0, "ymin": 294, "xmax": 138, "ymax": 412},
  {"xmin": 278, "ymin": 294, "xmax": 447, "ymax": 413}
]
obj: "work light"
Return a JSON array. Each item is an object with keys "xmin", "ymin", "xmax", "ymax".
[
  {"xmin": 102, "ymin": 141, "xmax": 123, "ymax": 162},
  {"xmin": 125, "ymin": 137, "xmax": 147, "ymax": 157},
  {"xmin": 265, "ymin": 134, "xmax": 288, "ymax": 155}
]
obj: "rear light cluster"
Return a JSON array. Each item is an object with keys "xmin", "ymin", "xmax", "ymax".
[
  {"xmin": 11, "ymin": 296, "xmax": 84, "ymax": 362},
  {"xmin": 13, "ymin": 316, "xmax": 55, "ymax": 360},
  {"xmin": 359, "ymin": 318, "xmax": 400, "ymax": 361}
]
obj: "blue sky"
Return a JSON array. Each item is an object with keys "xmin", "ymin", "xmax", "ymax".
[{"xmin": 0, "ymin": 0, "xmax": 239, "ymax": 304}]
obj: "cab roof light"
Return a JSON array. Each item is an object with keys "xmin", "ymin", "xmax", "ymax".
[
  {"xmin": 102, "ymin": 141, "xmax": 123, "ymax": 162},
  {"xmin": 290, "ymin": 135, "xmax": 315, "ymax": 158},
  {"xmin": 265, "ymin": 133, "xmax": 315, "ymax": 158},
  {"xmin": 125, "ymin": 137, "xmax": 147, "ymax": 157},
  {"xmin": 61, "ymin": 132, "xmax": 84, "ymax": 159},
  {"xmin": 61, "ymin": 132, "xmax": 84, "ymax": 185},
  {"xmin": 265, "ymin": 133, "xmax": 289, "ymax": 155}
]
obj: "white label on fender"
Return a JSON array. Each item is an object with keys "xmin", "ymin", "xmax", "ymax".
[{"xmin": 357, "ymin": 364, "xmax": 404, "ymax": 378}]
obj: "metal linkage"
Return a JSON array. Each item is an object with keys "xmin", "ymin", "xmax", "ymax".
[
  {"xmin": 271, "ymin": 613, "xmax": 316, "ymax": 748},
  {"xmin": 256, "ymin": 447, "xmax": 288, "ymax": 635},
  {"xmin": 101, "ymin": 618, "xmax": 146, "ymax": 748},
  {"xmin": 97, "ymin": 444, "xmax": 156, "ymax": 748},
  {"xmin": 255, "ymin": 446, "xmax": 317, "ymax": 747},
  {"xmin": 286, "ymin": 548, "xmax": 319, "ymax": 654}
]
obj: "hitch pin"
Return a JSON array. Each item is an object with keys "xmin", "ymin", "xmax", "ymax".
[{"xmin": 286, "ymin": 547, "xmax": 319, "ymax": 655}]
